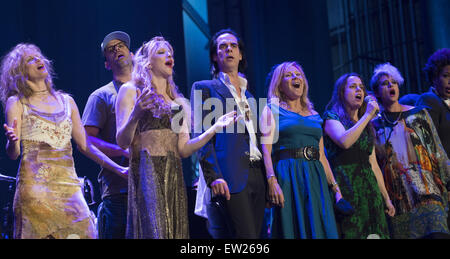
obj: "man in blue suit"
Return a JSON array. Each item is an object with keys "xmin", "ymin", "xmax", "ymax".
[{"xmin": 190, "ymin": 29, "xmax": 267, "ymax": 239}]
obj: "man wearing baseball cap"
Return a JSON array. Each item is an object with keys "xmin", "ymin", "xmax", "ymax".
[{"xmin": 81, "ymin": 31, "xmax": 133, "ymax": 239}]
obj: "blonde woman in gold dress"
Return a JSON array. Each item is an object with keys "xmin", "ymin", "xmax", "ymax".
[
  {"xmin": 1, "ymin": 43, "xmax": 128, "ymax": 239},
  {"xmin": 116, "ymin": 36, "xmax": 237, "ymax": 239}
]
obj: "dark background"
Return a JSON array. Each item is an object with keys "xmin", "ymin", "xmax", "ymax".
[{"xmin": 0, "ymin": 0, "xmax": 448, "ymax": 238}]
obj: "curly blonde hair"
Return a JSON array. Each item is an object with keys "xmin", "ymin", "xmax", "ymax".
[
  {"xmin": 267, "ymin": 61, "xmax": 314, "ymax": 113},
  {"xmin": 0, "ymin": 43, "xmax": 57, "ymax": 108},
  {"xmin": 131, "ymin": 36, "xmax": 182, "ymax": 116},
  {"xmin": 133, "ymin": 37, "xmax": 180, "ymax": 96}
]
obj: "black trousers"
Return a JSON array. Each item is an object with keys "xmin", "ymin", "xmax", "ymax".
[{"xmin": 206, "ymin": 164, "xmax": 267, "ymax": 239}]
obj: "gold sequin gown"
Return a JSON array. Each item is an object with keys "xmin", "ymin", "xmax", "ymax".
[
  {"xmin": 13, "ymin": 94, "xmax": 97, "ymax": 239},
  {"xmin": 125, "ymin": 105, "xmax": 189, "ymax": 239}
]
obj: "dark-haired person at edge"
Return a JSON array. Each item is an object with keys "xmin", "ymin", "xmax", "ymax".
[
  {"xmin": 81, "ymin": 31, "xmax": 132, "ymax": 239},
  {"xmin": 416, "ymin": 48, "xmax": 450, "ymax": 157},
  {"xmin": 416, "ymin": 48, "xmax": 450, "ymax": 230},
  {"xmin": 323, "ymin": 73, "xmax": 395, "ymax": 239},
  {"xmin": 115, "ymin": 36, "xmax": 237, "ymax": 239},
  {"xmin": 190, "ymin": 29, "xmax": 267, "ymax": 239},
  {"xmin": 370, "ymin": 63, "xmax": 450, "ymax": 239},
  {"xmin": 1, "ymin": 43, "xmax": 127, "ymax": 239},
  {"xmin": 261, "ymin": 61, "xmax": 341, "ymax": 238}
]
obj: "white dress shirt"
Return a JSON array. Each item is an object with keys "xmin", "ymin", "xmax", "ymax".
[{"xmin": 219, "ymin": 72, "xmax": 262, "ymax": 161}]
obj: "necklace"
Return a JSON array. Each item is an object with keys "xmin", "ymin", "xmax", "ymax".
[
  {"xmin": 34, "ymin": 89, "xmax": 48, "ymax": 93},
  {"xmin": 382, "ymin": 110, "xmax": 403, "ymax": 125},
  {"xmin": 282, "ymin": 102, "xmax": 308, "ymax": 116}
]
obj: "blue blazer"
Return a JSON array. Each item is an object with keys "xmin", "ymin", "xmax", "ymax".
[
  {"xmin": 416, "ymin": 87, "xmax": 450, "ymax": 156},
  {"xmin": 190, "ymin": 78, "xmax": 260, "ymax": 194}
]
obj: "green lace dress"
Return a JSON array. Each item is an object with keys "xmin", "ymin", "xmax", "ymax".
[{"xmin": 323, "ymin": 111, "xmax": 390, "ymax": 239}]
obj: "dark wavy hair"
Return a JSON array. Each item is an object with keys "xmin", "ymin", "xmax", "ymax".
[
  {"xmin": 423, "ymin": 48, "xmax": 450, "ymax": 85},
  {"xmin": 325, "ymin": 73, "xmax": 370, "ymax": 128},
  {"xmin": 209, "ymin": 28, "xmax": 247, "ymax": 78}
]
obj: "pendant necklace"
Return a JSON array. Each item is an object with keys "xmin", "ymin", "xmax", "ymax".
[{"xmin": 382, "ymin": 110, "xmax": 403, "ymax": 125}]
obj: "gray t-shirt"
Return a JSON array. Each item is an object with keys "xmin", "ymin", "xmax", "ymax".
[{"xmin": 82, "ymin": 81, "xmax": 128, "ymax": 199}]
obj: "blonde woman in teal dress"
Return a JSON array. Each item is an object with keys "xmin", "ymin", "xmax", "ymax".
[
  {"xmin": 260, "ymin": 61, "xmax": 342, "ymax": 238},
  {"xmin": 115, "ymin": 36, "xmax": 237, "ymax": 239}
]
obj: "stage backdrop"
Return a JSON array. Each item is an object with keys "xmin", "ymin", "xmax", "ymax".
[
  {"xmin": 206, "ymin": 0, "xmax": 334, "ymax": 109},
  {"xmin": 1, "ymin": 0, "xmax": 447, "ymax": 238}
]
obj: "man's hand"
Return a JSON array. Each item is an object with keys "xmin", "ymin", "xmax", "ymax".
[{"xmin": 211, "ymin": 178, "xmax": 230, "ymax": 200}]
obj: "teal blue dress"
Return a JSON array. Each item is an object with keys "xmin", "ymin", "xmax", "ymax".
[{"xmin": 269, "ymin": 104, "xmax": 338, "ymax": 239}]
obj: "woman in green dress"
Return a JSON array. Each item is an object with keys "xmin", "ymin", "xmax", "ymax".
[{"xmin": 323, "ymin": 73, "xmax": 395, "ymax": 239}]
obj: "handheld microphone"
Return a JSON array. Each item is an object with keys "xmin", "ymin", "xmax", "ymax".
[{"xmin": 364, "ymin": 96, "xmax": 382, "ymax": 118}]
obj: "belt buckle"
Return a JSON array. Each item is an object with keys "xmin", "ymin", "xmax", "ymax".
[
  {"xmin": 303, "ymin": 146, "xmax": 314, "ymax": 161},
  {"xmin": 249, "ymin": 159, "xmax": 260, "ymax": 168}
]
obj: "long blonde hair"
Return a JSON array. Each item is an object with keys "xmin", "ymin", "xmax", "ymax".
[
  {"xmin": 131, "ymin": 36, "xmax": 182, "ymax": 117},
  {"xmin": 267, "ymin": 61, "xmax": 314, "ymax": 112},
  {"xmin": 0, "ymin": 43, "xmax": 57, "ymax": 108},
  {"xmin": 132, "ymin": 36, "xmax": 180, "ymax": 99}
]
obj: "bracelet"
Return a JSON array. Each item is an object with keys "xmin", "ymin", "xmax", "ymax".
[
  {"xmin": 330, "ymin": 181, "xmax": 338, "ymax": 188},
  {"xmin": 267, "ymin": 174, "xmax": 276, "ymax": 180}
]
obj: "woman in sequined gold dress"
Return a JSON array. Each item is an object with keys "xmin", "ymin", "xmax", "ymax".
[
  {"xmin": 1, "ymin": 43, "xmax": 128, "ymax": 239},
  {"xmin": 115, "ymin": 36, "xmax": 237, "ymax": 239}
]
